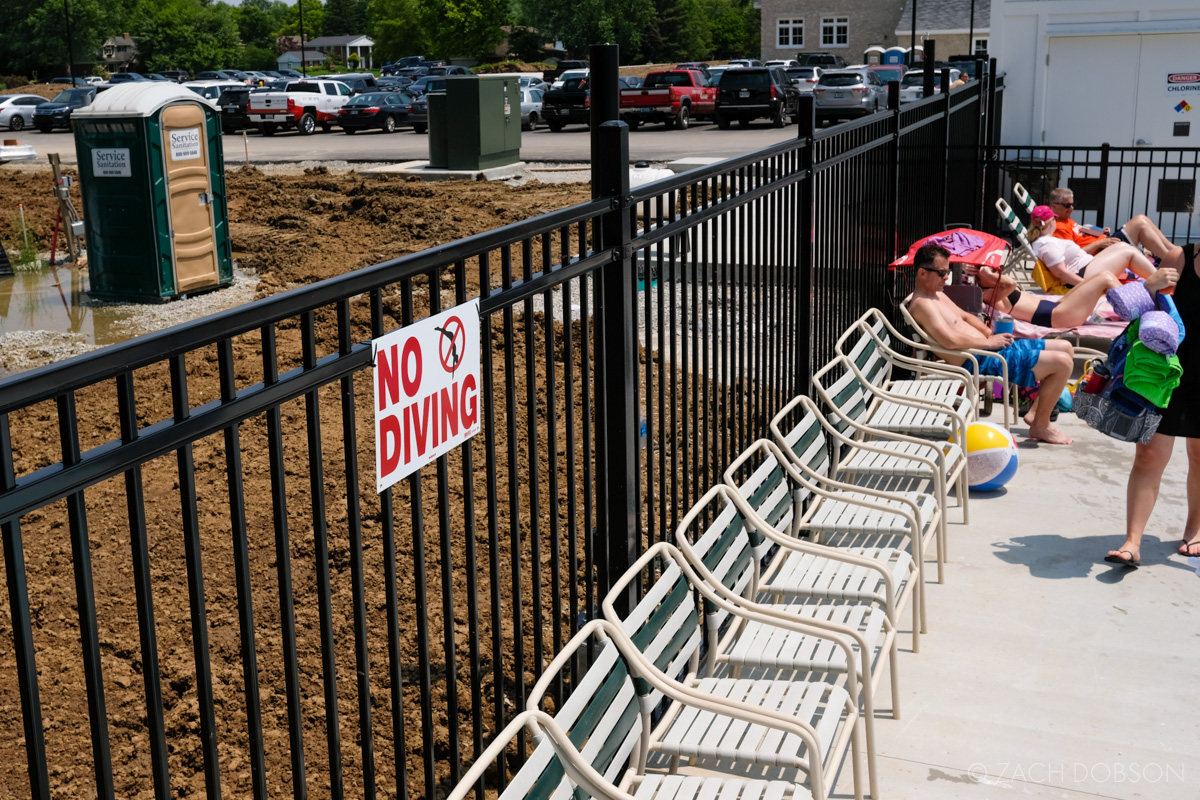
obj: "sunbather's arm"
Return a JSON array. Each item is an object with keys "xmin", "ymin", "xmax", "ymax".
[{"xmin": 910, "ymin": 297, "xmax": 1013, "ymax": 351}]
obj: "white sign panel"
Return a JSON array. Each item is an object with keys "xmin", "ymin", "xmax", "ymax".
[
  {"xmin": 373, "ymin": 299, "xmax": 481, "ymax": 492},
  {"xmin": 1166, "ymin": 72, "xmax": 1200, "ymax": 97},
  {"xmin": 91, "ymin": 148, "xmax": 131, "ymax": 177},
  {"xmin": 169, "ymin": 127, "xmax": 202, "ymax": 161}
]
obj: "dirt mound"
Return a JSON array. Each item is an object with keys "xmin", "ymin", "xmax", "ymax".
[{"xmin": 2, "ymin": 84, "xmax": 71, "ymax": 99}]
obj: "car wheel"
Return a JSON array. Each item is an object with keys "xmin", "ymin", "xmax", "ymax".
[
  {"xmin": 344, "ymin": 127, "xmax": 355, "ymax": 135},
  {"xmin": 320, "ymin": 121, "xmax": 332, "ymax": 132},
  {"xmin": 737, "ymin": 118, "xmax": 750, "ymax": 129},
  {"xmin": 382, "ymin": 114, "xmax": 395, "ymax": 133},
  {"xmin": 298, "ymin": 112, "xmax": 316, "ymax": 135},
  {"xmin": 222, "ymin": 126, "xmax": 234, "ymax": 135},
  {"xmin": 413, "ymin": 123, "xmax": 427, "ymax": 134},
  {"xmin": 772, "ymin": 104, "xmax": 785, "ymax": 128},
  {"xmin": 675, "ymin": 105, "xmax": 690, "ymax": 130},
  {"xmin": 716, "ymin": 113, "xmax": 730, "ymax": 130},
  {"xmin": 260, "ymin": 122, "xmax": 278, "ymax": 136},
  {"xmin": 528, "ymin": 112, "xmax": 539, "ymax": 131},
  {"xmin": 9, "ymin": 115, "xmax": 24, "ymax": 132},
  {"xmin": 548, "ymin": 121, "xmax": 564, "ymax": 132},
  {"xmin": 626, "ymin": 117, "xmax": 641, "ymax": 131}
]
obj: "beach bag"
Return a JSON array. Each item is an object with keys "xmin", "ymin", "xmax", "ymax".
[{"xmin": 1072, "ymin": 324, "xmax": 1162, "ymax": 444}]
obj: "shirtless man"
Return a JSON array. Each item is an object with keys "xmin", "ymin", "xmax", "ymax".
[{"xmin": 907, "ymin": 244, "xmax": 1076, "ymax": 444}]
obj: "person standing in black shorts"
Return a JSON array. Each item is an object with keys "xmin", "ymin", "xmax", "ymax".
[{"xmin": 1106, "ymin": 247, "xmax": 1196, "ymax": 567}]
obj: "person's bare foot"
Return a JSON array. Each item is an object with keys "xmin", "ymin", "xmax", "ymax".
[
  {"xmin": 1028, "ymin": 423, "xmax": 1072, "ymax": 444},
  {"xmin": 1023, "ymin": 409, "xmax": 1036, "ymax": 428}
]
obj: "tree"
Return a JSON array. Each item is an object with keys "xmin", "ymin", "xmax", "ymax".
[
  {"xmin": 517, "ymin": 0, "xmax": 653, "ymax": 60},
  {"xmin": 276, "ymin": 0, "xmax": 325, "ymax": 40},
  {"xmin": 368, "ymin": 0, "xmax": 430, "ymax": 62},
  {"xmin": 642, "ymin": 0, "xmax": 709, "ymax": 63},
  {"xmin": 0, "ymin": 0, "xmax": 111, "ymax": 76},
  {"xmin": 234, "ymin": 5, "xmax": 275, "ymax": 50},
  {"xmin": 135, "ymin": 0, "xmax": 242, "ymax": 73},
  {"xmin": 426, "ymin": 0, "xmax": 509, "ymax": 60},
  {"xmin": 703, "ymin": 0, "xmax": 758, "ymax": 59}
]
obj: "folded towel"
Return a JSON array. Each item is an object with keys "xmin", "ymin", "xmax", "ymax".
[
  {"xmin": 1107, "ymin": 282, "xmax": 1155, "ymax": 321},
  {"xmin": 1137, "ymin": 310, "xmax": 1180, "ymax": 355},
  {"xmin": 1123, "ymin": 341, "xmax": 1183, "ymax": 408}
]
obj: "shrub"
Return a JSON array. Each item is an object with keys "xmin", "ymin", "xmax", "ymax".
[{"xmin": 1, "ymin": 75, "xmax": 31, "ymax": 89}]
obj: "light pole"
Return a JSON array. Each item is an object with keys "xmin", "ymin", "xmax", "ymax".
[
  {"xmin": 63, "ymin": 0, "xmax": 78, "ymax": 85},
  {"xmin": 969, "ymin": 0, "xmax": 977, "ymax": 54},
  {"xmin": 910, "ymin": 0, "xmax": 917, "ymax": 66},
  {"xmin": 298, "ymin": 0, "xmax": 307, "ymax": 77}
]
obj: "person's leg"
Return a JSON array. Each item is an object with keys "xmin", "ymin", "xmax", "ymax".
[
  {"xmin": 1025, "ymin": 340, "xmax": 1074, "ymax": 444},
  {"xmin": 1083, "ymin": 242, "xmax": 1156, "ymax": 280},
  {"xmin": 1120, "ymin": 214, "xmax": 1176, "ymax": 259},
  {"xmin": 1050, "ymin": 272, "xmax": 1120, "ymax": 328},
  {"xmin": 1180, "ymin": 438, "xmax": 1200, "ymax": 556},
  {"xmin": 1111, "ymin": 433, "xmax": 1175, "ymax": 563}
]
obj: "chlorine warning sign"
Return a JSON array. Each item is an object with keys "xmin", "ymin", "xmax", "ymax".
[{"xmin": 373, "ymin": 299, "xmax": 481, "ymax": 492}]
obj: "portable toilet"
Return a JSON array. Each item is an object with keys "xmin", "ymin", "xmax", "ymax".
[
  {"xmin": 864, "ymin": 46, "xmax": 885, "ymax": 65},
  {"xmin": 883, "ymin": 46, "xmax": 908, "ymax": 65},
  {"xmin": 72, "ymin": 82, "xmax": 232, "ymax": 302}
]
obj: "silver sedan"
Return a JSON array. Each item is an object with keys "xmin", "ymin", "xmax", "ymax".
[
  {"xmin": 521, "ymin": 88, "xmax": 543, "ymax": 131},
  {"xmin": 0, "ymin": 94, "xmax": 49, "ymax": 131}
]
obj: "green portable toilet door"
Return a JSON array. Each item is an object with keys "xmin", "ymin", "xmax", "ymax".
[{"xmin": 160, "ymin": 104, "xmax": 220, "ymax": 293}]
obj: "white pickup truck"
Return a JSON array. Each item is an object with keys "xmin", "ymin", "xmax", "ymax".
[{"xmin": 246, "ymin": 79, "xmax": 353, "ymax": 135}]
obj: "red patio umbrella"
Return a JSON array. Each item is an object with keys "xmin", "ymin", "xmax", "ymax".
[{"xmin": 889, "ymin": 228, "xmax": 1010, "ymax": 270}]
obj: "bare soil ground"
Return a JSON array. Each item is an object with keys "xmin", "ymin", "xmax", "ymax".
[{"xmin": 0, "ymin": 165, "xmax": 604, "ymax": 800}]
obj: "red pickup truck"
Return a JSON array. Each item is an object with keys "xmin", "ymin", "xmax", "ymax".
[{"xmin": 619, "ymin": 69, "xmax": 716, "ymax": 130}]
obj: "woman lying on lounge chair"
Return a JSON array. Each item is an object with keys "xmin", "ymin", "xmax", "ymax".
[
  {"xmin": 1027, "ymin": 205, "xmax": 1158, "ymax": 288},
  {"xmin": 966, "ymin": 264, "xmax": 1178, "ymax": 330}
]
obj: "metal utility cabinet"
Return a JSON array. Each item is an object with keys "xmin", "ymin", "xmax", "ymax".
[
  {"xmin": 73, "ymin": 82, "xmax": 233, "ymax": 302},
  {"xmin": 428, "ymin": 75, "xmax": 522, "ymax": 170}
]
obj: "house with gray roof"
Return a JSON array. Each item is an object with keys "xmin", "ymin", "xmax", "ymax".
[
  {"xmin": 895, "ymin": 0, "xmax": 990, "ymax": 59},
  {"xmin": 304, "ymin": 35, "xmax": 376, "ymax": 69}
]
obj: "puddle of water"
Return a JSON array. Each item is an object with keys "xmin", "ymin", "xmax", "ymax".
[{"xmin": 0, "ymin": 263, "xmax": 131, "ymax": 345}]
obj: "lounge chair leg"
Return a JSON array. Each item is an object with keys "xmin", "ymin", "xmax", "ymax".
[
  {"xmin": 919, "ymin": 568, "xmax": 928, "ymax": 635},
  {"xmin": 889, "ymin": 635, "xmax": 901, "ymax": 719},
  {"xmin": 849, "ymin": 709, "xmax": 865, "ymax": 800}
]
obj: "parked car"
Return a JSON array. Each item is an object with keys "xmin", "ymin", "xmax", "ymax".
[
  {"xmin": 765, "ymin": 59, "xmax": 800, "ymax": 68},
  {"xmin": 215, "ymin": 85, "xmax": 254, "ymax": 133},
  {"xmin": 619, "ymin": 69, "xmax": 715, "ymax": 130},
  {"xmin": 376, "ymin": 76, "xmax": 414, "ymax": 92},
  {"xmin": 426, "ymin": 65, "xmax": 472, "ymax": 77},
  {"xmin": 184, "ymin": 80, "xmax": 246, "ymax": 103},
  {"xmin": 107, "ymin": 72, "xmax": 149, "ymax": 84},
  {"xmin": 318, "ymin": 72, "xmax": 379, "ymax": 94},
  {"xmin": 393, "ymin": 66, "xmax": 430, "ymax": 79},
  {"xmin": 728, "ymin": 58, "xmax": 764, "ymax": 68},
  {"xmin": 542, "ymin": 76, "xmax": 591, "ymax": 131},
  {"xmin": 618, "ymin": 75, "xmax": 643, "ymax": 89},
  {"xmin": 160, "ymin": 69, "xmax": 190, "ymax": 83},
  {"xmin": 520, "ymin": 88, "xmax": 543, "ymax": 130},
  {"xmin": 247, "ymin": 78, "xmax": 354, "ymax": 134},
  {"xmin": 866, "ymin": 64, "xmax": 907, "ymax": 88},
  {"xmin": 406, "ymin": 75, "xmax": 446, "ymax": 97},
  {"xmin": 338, "ymin": 91, "xmax": 411, "ymax": 133},
  {"xmin": 407, "ymin": 94, "xmax": 430, "ymax": 133},
  {"xmin": 542, "ymin": 59, "xmax": 589, "ymax": 84},
  {"xmin": 676, "ymin": 61, "xmax": 711, "ymax": 72},
  {"xmin": 796, "ymin": 52, "xmax": 848, "ymax": 69},
  {"xmin": 50, "ymin": 77, "xmax": 90, "ymax": 86},
  {"xmin": 252, "ymin": 79, "xmax": 291, "ymax": 94},
  {"xmin": 518, "ymin": 75, "xmax": 548, "ymax": 92},
  {"xmin": 0, "ymin": 94, "xmax": 49, "ymax": 131},
  {"xmin": 551, "ymin": 68, "xmax": 589, "ymax": 90},
  {"xmin": 944, "ymin": 57, "xmax": 984, "ymax": 79},
  {"xmin": 785, "ymin": 66, "xmax": 823, "ymax": 94},
  {"xmin": 897, "ymin": 68, "xmax": 962, "ymax": 103},
  {"xmin": 714, "ymin": 66, "xmax": 798, "ymax": 129},
  {"xmin": 142, "ymin": 73, "xmax": 171, "ymax": 82},
  {"xmin": 813, "ymin": 68, "xmax": 888, "ymax": 121},
  {"xmin": 277, "ymin": 69, "xmax": 303, "ymax": 79},
  {"xmin": 382, "ymin": 55, "xmax": 428, "ymax": 75},
  {"xmin": 707, "ymin": 65, "xmax": 732, "ymax": 83},
  {"xmin": 84, "ymin": 76, "xmax": 104, "ymax": 85},
  {"xmin": 32, "ymin": 87, "xmax": 95, "ymax": 131}
]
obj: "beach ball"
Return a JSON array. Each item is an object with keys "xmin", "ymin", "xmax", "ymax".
[{"xmin": 965, "ymin": 421, "xmax": 1018, "ymax": 491}]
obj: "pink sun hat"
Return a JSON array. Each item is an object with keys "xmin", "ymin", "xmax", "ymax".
[{"xmin": 1031, "ymin": 205, "xmax": 1056, "ymax": 226}]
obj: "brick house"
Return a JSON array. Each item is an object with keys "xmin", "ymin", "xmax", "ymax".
[{"xmin": 758, "ymin": 1, "xmax": 906, "ymax": 64}]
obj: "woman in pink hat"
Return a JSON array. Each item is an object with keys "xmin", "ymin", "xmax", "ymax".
[{"xmin": 1027, "ymin": 204, "xmax": 1158, "ymax": 288}]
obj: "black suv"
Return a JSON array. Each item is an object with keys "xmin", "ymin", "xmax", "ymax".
[
  {"xmin": 714, "ymin": 67, "xmax": 799, "ymax": 129},
  {"xmin": 796, "ymin": 52, "xmax": 848, "ymax": 69},
  {"xmin": 216, "ymin": 86, "xmax": 253, "ymax": 133}
]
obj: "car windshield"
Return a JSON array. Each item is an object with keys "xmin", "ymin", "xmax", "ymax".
[
  {"xmin": 720, "ymin": 70, "xmax": 768, "ymax": 89},
  {"xmin": 53, "ymin": 89, "xmax": 92, "ymax": 105},
  {"xmin": 645, "ymin": 73, "xmax": 691, "ymax": 88},
  {"xmin": 217, "ymin": 89, "xmax": 249, "ymax": 103},
  {"xmin": 787, "ymin": 68, "xmax": 817, "ymax": 78},
  {"xmin": 873, "ymin": 69, "xmax": 904, "ymax": 82},
  {"xmin": 901, "ymin": 74, "xmax": 929, "ymax": 87},
  {"xmin": 349, "ymin": 93, "xmax": 389, "ymax": 105},
  {"xmin": 819, "ymin": 74, "xmax": 862, "ymax": 87},
  {"xmin": 287, "ymin": 83, "xmax": 323, "ymax": 93}
]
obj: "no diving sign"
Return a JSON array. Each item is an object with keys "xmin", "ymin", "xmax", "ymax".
[{"xmin": 373, "ymin": 299, "xmax": 481, "ymax": 492}]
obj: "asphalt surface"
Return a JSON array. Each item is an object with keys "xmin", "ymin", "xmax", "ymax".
[{"xmin": 21, "ymin": 119, "xmax": 805, "ymax": 166}]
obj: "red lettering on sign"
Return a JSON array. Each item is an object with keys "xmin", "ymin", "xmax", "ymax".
[
  {"xmin": 401, "ymin": 338, "xmax": 423, "ymax": 396},
  {"xmin": 410, "ymin": 395, "xmax": 432, "ymax": 458},
  {"xmin": 440, "ymin": 385, "xmax": 459, "ymax": 440},
  {"xmin": 379, "ymin": 413, "xmax": 402, "ymax": 476},
  {"xmin": 1169, "ymin": 73, "xmax": 1200, "ymax": 83},
  {"xmin": 377, "ymin": 344, "xmax": 401, "ymax": 411},
  {"xmin": 462, "ymin": 374, "xmax": 479, "ymax": 428}
]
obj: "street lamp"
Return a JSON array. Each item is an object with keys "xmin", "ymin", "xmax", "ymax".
[
  {"xmin": 298, "ymin": 0, "xmax": 307, "ymax": 77},
  {"xmin": 63, "ymin": 0, "xmax": 78, "ymax": 85}
]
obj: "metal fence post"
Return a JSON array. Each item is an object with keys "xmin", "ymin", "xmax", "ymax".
[
  {"xmin": 887, "ymin": 81, "xmax": 901, "ymax": 265},
  {"xmin": 941, "ymin": 66, "xmax": 953, "ymax": 231},
  {"xmin": 589, "ymin": 43, "xmax": 637, "ymax": 616},
  {"xmin": 983, "ymin": 57, "xmax": 1000, "ymax": 234},
  {"xmin": 1097, "ymin": 141, "xmax": 1111, "ymax": 230},
  {"xmin": 922, "ymin": 39, "xmax": 936, "ymax": 98},
  {"xmin": 796, "ymin": 94, "xmax": 815, "ymax": 394}
]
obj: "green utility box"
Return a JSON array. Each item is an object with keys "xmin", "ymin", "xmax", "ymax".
[
  {"xmin": 73, "ymin": 83, "xmax": 233, "ymax": 302},
  {"xmin": 428, "ymin": 75, "xmax": 522, "ymax": 170}
]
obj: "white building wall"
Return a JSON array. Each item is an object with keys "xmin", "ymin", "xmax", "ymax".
[{"xmin": 991, "ymin": 1, "xmax": 1200, "ymax": 147}]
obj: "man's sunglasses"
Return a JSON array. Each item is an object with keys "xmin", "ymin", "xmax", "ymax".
[
  {"xmin": 1052, "ymin": 201, "xmax": 1075, "ymax": 207},
  {"xmin": 919, "ymin": 266, "xmax": 950, "ymax": 278}
]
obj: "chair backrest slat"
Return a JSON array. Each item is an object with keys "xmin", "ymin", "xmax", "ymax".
[
  {"xmin": 620, "ymin": 560, "xmax": 703, "ymax": 700},
  {"xmin": 687, "ymin": 495, "xmax": 761, "ymax": 599}
]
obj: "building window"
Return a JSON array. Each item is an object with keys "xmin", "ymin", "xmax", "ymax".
[
  {"xmin": 777, "ymin": 18, "xmax": 804, "ymax": 49},
  {"xmin": 821, "ymin": 17, "xmax": 849, "ymax": 48},
  {"xmin": 974, "ymin": 37, "xmax": 989, "ymax": 54}
]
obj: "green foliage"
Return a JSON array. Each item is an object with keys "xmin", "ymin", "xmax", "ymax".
[
  {"xmin": 347, "ymin": 52, "xmax": 361, "ymax": 67},
  {"xmin": 517, "ymin": 0, "xmax": 654, "ymax": 60},
  {"xmin": 135, "ymin": 0, "xmax": 243, "ymax": 74},
  {"xmin": 425, "ymin": 0, "xmax": 509, "ymax": 60},
  {"xmin": 277, "ymin": 0, "xmax": 325, "ymax": 39},
  {"xmin": 642, "ymin": 0, "xmax": 709, "ymax": 63},
  {"xmin": 505, "ymin": 26, "xmax": 546, "ymax": 63},
  {"xmin": 0, "ymin": 0, "xmax": 112, "ymax": 76},
  {"xmin": 368, "ymin": 0, "xmax": 431, "ymax": 63},
  {"xmin": 233, "ymin": 5, "xmax": 276, "ymax": 50},
  {"xmin": 242, "ymin": 44, "xmax": 279, "ymax": 71},
  {"xmin": 703, "ymin": 0, "xmax": 758, "ymax": 59},
  {"xmin": 1, "ymin": 75, "xmax": 32, "ymax": 89},
  {"xmin": 325, "ymin": 0, "xmax": 369, "ymax": 36}
]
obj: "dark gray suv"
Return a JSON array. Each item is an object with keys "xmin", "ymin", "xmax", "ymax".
[{"xmin": 714, "ymin": 67, "xmax": 800, "ymax": 129}]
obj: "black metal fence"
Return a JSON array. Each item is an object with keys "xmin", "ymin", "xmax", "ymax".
[
  {"xmin": 0, "ymin": 50, "xmax": 992, "ymax": 800},
  {"xmin": 986, "ymin": 143, "xmax": 1200, "ymax": 244}
]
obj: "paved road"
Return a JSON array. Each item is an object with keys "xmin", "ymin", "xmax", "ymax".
[{"xmin": 25, "ymin": 119, "xmax": 805, "ymax": 166}]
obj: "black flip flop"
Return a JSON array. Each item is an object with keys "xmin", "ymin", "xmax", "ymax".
[
  {"xmin": 1179, "ymin": 539, "xmax": 1200, "ymax": 557},
  {"xmin": 1104, "ymin": 550, "xmax": 1140, "ymax": 568}
]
